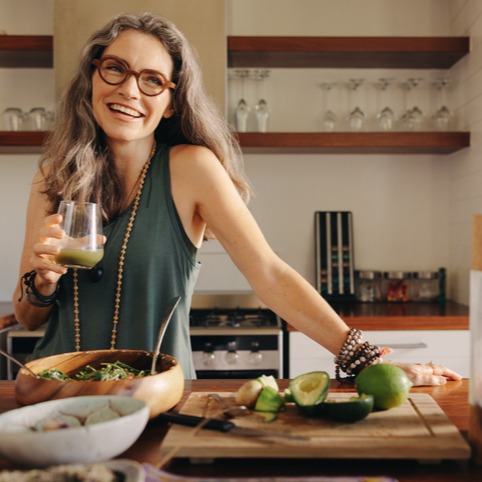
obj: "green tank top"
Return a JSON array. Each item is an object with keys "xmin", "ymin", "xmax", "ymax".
[{"xmin": 32, "ymin": 144, "xmax": 200, "ymax": 378}]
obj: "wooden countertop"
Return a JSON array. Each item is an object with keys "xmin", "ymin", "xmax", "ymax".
[
  {"xmin": 0, "ymin": 378, "xmax": 480, "ymax": 481},
  {"xmin": 286, "ymin": 300, "xmax": 469, "ymax": 331}
]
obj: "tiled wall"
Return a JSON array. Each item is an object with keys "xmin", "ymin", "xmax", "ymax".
[{"xmin": 449, "ymin": 1, "xmax": 482, "ymax": 303}]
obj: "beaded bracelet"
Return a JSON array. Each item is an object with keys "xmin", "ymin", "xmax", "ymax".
[
  {"xmin": 335, "ymin": 328, "xmax": 381, "ymax": 382},
  {"xmin": 19, "ymin": 270, "xmax": 58, "ymax": 308}
]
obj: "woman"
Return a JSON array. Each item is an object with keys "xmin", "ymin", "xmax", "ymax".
[{"xmin": 13, "ymin": 12, "xmax": 460, "ymax": 385}]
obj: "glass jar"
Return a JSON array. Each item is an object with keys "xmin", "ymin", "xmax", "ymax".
[
  {"xmin": 355, "ymin": 270, "xmax": 382, "ymax": 302},
  {"xmin": 412, "ymin": 271, "xmax": 440, "ymax": 302},
  {"xmin": 383, "ymin": 271, "xmax": 412, "ymax": 302}
]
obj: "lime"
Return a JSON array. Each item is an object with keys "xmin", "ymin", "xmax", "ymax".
[
  {"xmin": 321, "ymin": 394, "xmax": 374, "ymax": 423},
  {"xmin": 355, "ymin": 364, "xmax": 412, "ymax": 410}
]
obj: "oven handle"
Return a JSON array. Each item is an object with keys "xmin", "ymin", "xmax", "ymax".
[{"xmin": 382, "ymin": 342, "xmax": 428, "ymax": 349}]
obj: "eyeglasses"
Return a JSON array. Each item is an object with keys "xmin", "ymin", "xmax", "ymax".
[{"xmin": 92, "ymin": 55, "xmax": 176, "ymax": 96}]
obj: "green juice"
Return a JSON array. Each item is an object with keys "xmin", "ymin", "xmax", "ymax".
[{"xmin": 55, "ymin": 248, "xmax": 104, "ymax": 269}]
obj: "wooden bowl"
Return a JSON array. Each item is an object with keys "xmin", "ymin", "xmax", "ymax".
[{"xmin": 14, "ymin": 350, "xmax": 184, "ymax": 419}]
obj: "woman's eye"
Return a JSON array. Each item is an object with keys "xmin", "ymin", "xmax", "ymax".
[
  {"xmin": 105, "ymin": 62, "xmax": 125, "ymax": 74},
  {"xmin": 144, "ymin": 74, "xmax": 163, "ymax": 86}
]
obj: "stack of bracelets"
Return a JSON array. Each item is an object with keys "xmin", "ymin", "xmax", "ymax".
[
  {"xmin": 19, "ymin": 270, "xmax": 59, "ymax": 308},
  {"xmin": 335, "ymin": 327, "xmax": 382, "ymax": 382}
]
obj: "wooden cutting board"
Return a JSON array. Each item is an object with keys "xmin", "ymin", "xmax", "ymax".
[{"xmin": 160, "ymin": 392, "xmax": 471, "ymax": 462}]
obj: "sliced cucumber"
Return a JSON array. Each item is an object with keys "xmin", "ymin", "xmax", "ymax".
[
  {"xmin": 257, "ymin": 374, "xmax": 279, "ymax": 391},
  {"xmin": 289, "ymin": 371, "xmax": 330, "ymax": 416},
  {"xmin": 254, "ymin": 386, "xmax": 285, "ymax": 412},
  {"xmin": 255, "ymin": 411, "xmax": 278, "ymax": 423}
]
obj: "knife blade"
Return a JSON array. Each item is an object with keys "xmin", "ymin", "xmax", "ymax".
[{"xmin": 158, "ymin": 411, "xmax": 309, "ymax": 442}]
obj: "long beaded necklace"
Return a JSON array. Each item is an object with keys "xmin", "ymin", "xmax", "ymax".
[{"xmin": 72, "ymin": 142, "xmax": 157, "ymax": 351}]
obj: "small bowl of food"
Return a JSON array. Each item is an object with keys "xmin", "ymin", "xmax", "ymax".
[
  {"xmin": 14, "ymin": 349, "xmax": 184, "ymax": 419},
  {"xmin": 0, "ymin": 395, "xmax": 149, "ymax": 467}
]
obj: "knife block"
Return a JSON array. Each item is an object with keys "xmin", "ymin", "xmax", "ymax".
[{"xmin": 315, "ymin": 211, "xmax": 356, "ymax": 302}]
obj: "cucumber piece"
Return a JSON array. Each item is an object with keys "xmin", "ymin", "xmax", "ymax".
[
  {"xmin": 289, "ymin": 371, "xmax": 330, "ymax": 416},
  {"xmin": 255, "ymin": 411, "xmax": 278, "ymax": 423},
  {"xmin": 254, "ymin": 386, "xmax": 285, "ymax": 412},
  {"xmin": 284, "ymin": 388, "xmax": 294, "ymax": 403},
  {"xmin": 257, "ymin": 374, "xmax": 279, "ymax": 391}
]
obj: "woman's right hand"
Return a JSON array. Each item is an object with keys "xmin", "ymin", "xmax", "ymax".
[{"xmin": 30, "ymin": 213, "xmax": 68, "ymax": 287}]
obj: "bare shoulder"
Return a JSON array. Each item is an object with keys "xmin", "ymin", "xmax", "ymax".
[{"xmin": 170, "ymin": 144, "xmax": 222, "ymax": 172}]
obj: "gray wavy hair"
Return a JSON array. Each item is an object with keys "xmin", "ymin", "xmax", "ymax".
[{"xmin": 40, "ymin": 12, "xmax": 251, "ymax": 223}]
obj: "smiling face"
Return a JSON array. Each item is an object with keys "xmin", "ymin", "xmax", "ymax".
[{"xmin": 91, "ymin": 29, "xmax": 175, "ymax": 147}]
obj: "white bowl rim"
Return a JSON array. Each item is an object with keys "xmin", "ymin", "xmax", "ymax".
[{"xmin": 0, "ymin": 395, "xmax": 148, "ymax": 436}]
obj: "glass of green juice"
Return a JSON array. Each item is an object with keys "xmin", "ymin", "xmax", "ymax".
[{"xmin": 55, "ymin": 201, "xmax": 104, "ymax": 269}]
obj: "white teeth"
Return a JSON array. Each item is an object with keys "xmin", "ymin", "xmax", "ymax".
[{"xmin": 109, "ymin": 104, "xmax": 142, "ymax": 118}]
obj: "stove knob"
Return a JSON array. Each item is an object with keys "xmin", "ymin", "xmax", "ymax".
[
  {"xmin": 202, "ymin": 351, "xmax": 215, "ymax": 366},
  {"xmin": 225, "ymin": 350, "xmax": 239, "ymax": 365},
  {"xmin": 249, "ymin": 342, "xmax": 263, "ymax": 365}
]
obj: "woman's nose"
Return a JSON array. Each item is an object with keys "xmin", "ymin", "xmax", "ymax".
[{"xmin": 117, "ymin": 74, "xmax": 140, "ymax": 99}]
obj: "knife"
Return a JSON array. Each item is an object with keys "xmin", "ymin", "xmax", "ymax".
[{"xmin": 158, "ymin": 411, "xmax": 309, "ymax": 442}]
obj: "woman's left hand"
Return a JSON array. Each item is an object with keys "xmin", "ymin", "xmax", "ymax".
[{"xmin": 389, "ymin": 361, "xmax": 463, "ymax": 386}]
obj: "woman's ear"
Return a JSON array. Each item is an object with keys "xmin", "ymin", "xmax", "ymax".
[{"xmin": 163, "ymin": 106, "xmax": 175, "ymax": 119}]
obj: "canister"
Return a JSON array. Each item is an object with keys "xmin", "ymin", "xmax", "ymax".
[
  {"xmin": 355, "ymin": 270, "xmax": 382, "ymax": 302},
  {"xmin": 412, "ymin": 271, "xmax": 439, "ymax": 302},
  {"xmin": 383, "ymin": 271, "xmax": 412, "ymax": 302}
]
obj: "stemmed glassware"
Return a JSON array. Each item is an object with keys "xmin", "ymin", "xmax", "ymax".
[
  {"xmin": 399, "ymin": 78, "xmax": 424, "ymax": 131},
  {"xmin": 320, "ymin": 82, "xmax": 337, "ymax": 132},
  {"xmin": 375, "ymin": 78, "xmax": 396, "ymax": 131},
  {"xmin": 346, "ymin": 78, "xmax": 366, "ymax": 131},
  {"xmin": 234, "ymin": 69, "xmax": 250, "ymax": 132},
  {"xmin": 253, "ymin": 69, "xmax": 270, "ymax": 132},
  {"xmin": 432, "ymin": 77, "xmax": 453, "ymax": 131}
]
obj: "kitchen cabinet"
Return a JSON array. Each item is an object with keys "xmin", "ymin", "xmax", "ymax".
[
  {"xmin": 0, "ymin": 34, "xmax": 471, "ymax": 154},
  {"xmin": 289, "ymin": 329, "xmax": 470, "ymax": 378},
  {"xmin": 288, "ymin": 300, "xmax": 470, "ymax": 377},
  {"xmin": 228, "ymin": 35, "xmax": 470, "ymax": 154}
]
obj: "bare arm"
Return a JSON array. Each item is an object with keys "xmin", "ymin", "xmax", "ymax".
[
  {"xmin": 12, "ymin": 170, "xmax": 67, "ymax": 330},
  {"xmin": 171, "ymin": 145, "xmax": 462, "ymax": 386}
]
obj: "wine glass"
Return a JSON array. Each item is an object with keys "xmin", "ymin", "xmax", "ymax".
[
  {"xmin": 234, "ymin": 70, "xmax": 251, "ymax": 132},
  {"xmin": 432, "ymin": 77, "xmax": 453, "ymax": 131},
  {"xmin": 346, "ymin": 78, "xmax": 366, "ymax": 131},
  {"xmin": 320, "ymin": 82, "xmax": 337, "ymax": 132},
  {"xmin": 375, "ymin": 78, "xmax": 396, "ymax": 131},
  {"xmin": 55, "ymin": 201, "xmax": 104, "ymax": 269},
  {"xmin": 399, "ymin": 78, "xmax": 424, "ymax": 131},
  {"xmin": 253, "ymin": 69, "xmax": 270, "ymax": 132}
]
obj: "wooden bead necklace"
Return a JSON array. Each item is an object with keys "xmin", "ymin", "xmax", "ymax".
[{"xmin": 72, "ymin": 142, "xmax": 157, "ymax": 351}]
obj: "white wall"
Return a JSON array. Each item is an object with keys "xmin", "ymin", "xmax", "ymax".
[
  {"xmin": 447, "ymin": 2, "xmax": 482, "ymax": 304},
  {"xmin": 1, "ymin": 0, "xmax": 479, "ymax": 306},
  {"xmin": 0, "ymin": 0, "xmax": 54, "ymax": 302}
]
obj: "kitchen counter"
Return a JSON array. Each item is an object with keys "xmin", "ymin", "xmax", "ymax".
[
  {"xmin": 286, "ymin": 300, "xmax": 469, "ymax": 331},
  {"xmin": 0, "ymin": 378, "xmax": 480, "ymax": 481}
]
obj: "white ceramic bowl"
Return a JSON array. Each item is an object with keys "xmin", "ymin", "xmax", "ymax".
[{"xmin": 0, "ymin": 395, "xmax": 149, "ymax": 467}]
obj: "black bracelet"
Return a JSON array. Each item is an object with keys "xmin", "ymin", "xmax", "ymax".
[{"xmin": 19, "ymin": 270, "xmax": 58, "ymax": 308}]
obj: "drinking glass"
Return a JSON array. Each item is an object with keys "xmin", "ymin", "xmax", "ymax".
[
  {"xmin": 375, "ymin": 78, "xmax": 396, "ymax": 131},
  {"xmin": 253, "ymin": 69, "xmax": 270, "ymax": 132},
  {"xmin": 55, "ymin": 201, "xmax": 104, "ymax": 269},
  {"xmin": 320, "ymin": 82, "xmax": 337, "ymax": 132},
  {"xmin": 432, "ymin": 77, "xmax": 453, "ymax": 131},
  {"xmin": 2, "ymin": 107, "xmax": 24, "ymax": 131},
  {"xmin": 234, "ymin": 70, "xmax": 251, "ymax": 132},
  {"xmin": 346, "ymin": 78, "xmax": 366, "ymax": 131},
  {"xmin": 29, "ymin": 107, "xmax": 47, "ymax": 131},
  {"xmin": 399, "ymin": 78, "xmax": 424, "ymax": 131}
]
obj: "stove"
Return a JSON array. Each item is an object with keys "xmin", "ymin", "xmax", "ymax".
[{"xmin": 189, "ymin": 294, "xmax": 283, "ymax": 379}]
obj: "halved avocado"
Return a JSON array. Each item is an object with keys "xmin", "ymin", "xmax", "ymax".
[
  {"xmin": 289, "ymin": 371, "xmax": 330, "ymax": 416},
  {"xmin": 321, "ymin": 394, "xmax": 374, "ymax": 423}
]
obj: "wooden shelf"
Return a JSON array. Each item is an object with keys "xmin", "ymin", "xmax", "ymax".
[
  {"xmin": 0, "ymin": 131, "xmax": 48, "ymax": 153},
  {"xmin": 228, "ymin": 36, "xmax": 470, "ymax": 69},
  {"xmin": 0, "ymin": 35, "xmax": 53, "ymax": 68},
  {"xmin": 286, "ymin": 300, "xmax": 469, "ymax": 331},
  {"xmin": 236, "ymin": 132, "xmax": 470, "ymax": 154}
]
